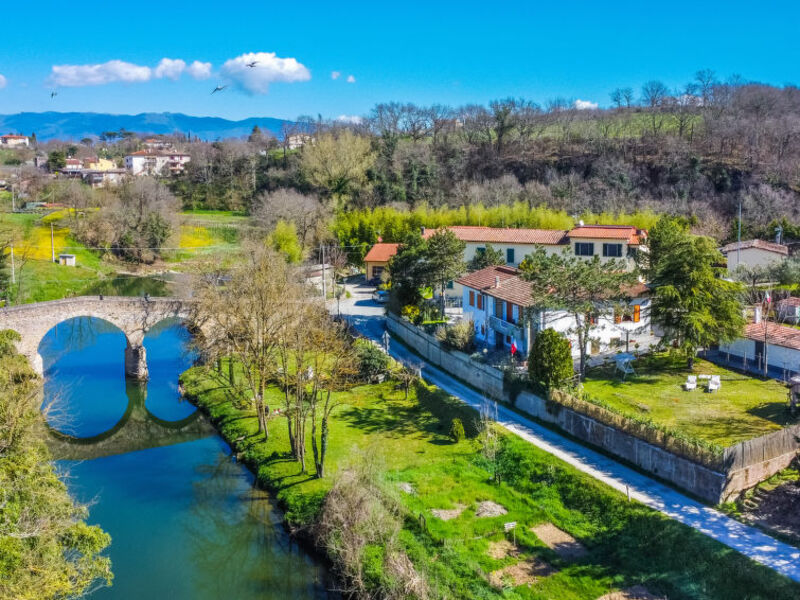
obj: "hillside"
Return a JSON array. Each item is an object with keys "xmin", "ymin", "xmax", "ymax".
[{"xmin": 0, "ymin": 111, "xmax": 291, "ymax": 142}]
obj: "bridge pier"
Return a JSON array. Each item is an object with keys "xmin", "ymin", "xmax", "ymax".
[{"xmin": 124, "ymin": 342, "xmax": 149, "ymax": 380}]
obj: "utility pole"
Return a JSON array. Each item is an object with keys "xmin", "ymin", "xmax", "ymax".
[
  {"xmin": 50, "ymin": 223, "xmax": 56, "ymax": 263},
  {"xmin": 10, "ymin": 244, "xmax": 15, "ymax": 285},
  {"xmin": 321, "ymin": 245, "xmax": 327, "ymax": 299},
  {"xmin": 737, "ymin": 198, "xmax": 742, "ymax": 268}
]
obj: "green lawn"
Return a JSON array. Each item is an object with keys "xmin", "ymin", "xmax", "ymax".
[
  {"xmin": 582, "ymin": 354, "xmax": 795, "ymax": 447},
  {"xmin": 180, "ymin": 364, "xmax": 800, "ymax": 599}
]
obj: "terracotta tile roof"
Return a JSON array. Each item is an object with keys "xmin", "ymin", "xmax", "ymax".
[
  {"xmin": 457, "ymin": 266, "xmax": 534, "ymax": 306},
  {"xmin": 743, "ymin": 322, "xmax": 800, "ymax": 351},
  {"xmin": 720, "ymin": 239, "xmax": 789, "ymax": 256},
  {"xmin": 568, "ymin": 225, "xmax": 646, "ymax": 245},
  {"xmin": 364, "ymin": 243, "xmax": 400, "ymax": 263},
  {"xmin": 423, "ymin": 226, "xmax": 567, "ymax": 245},
  {"xmin": 777, "ymin": 297, "xmax": 800, "ymax": 308},
  {"xmin": 1, "ymin": 134, "xmax": 27, "ymax": 139}
]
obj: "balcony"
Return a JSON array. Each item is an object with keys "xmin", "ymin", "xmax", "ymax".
[{"xmin": 489, "ymin": 315, "xmax": 523, "ymax": 339}]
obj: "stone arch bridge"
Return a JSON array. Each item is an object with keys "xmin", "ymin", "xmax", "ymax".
[{"xmin": 0, "ymin": 296, "xmax": 192, "ymax": 379}]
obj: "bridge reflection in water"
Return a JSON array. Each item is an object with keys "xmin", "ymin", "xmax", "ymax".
[{"xmin": 40, "ymin": 316, "xmax": 212, "ymax": 460}]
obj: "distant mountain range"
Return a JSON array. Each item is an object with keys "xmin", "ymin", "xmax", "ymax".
[{"xmin": 0, "ymin": 112, "xmax": 291, "ymax": 142}]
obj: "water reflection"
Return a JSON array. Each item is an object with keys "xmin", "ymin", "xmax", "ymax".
[{"xmin": 42, "ymin": 315, "xmax": 332, "ymax": 599}]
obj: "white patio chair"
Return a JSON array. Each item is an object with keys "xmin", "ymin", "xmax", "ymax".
[
  {"xmin": 708, "ymin": 375, "xmax": 721, "ymax": 392},
  {"xmin": 684, "ymin": 375, "xmax": 697, "ymax": 391}
]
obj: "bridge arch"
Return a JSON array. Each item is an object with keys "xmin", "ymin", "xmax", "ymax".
[{"xmin": 0, "ymin": 296, "xmax": 190, "ymax": 379}]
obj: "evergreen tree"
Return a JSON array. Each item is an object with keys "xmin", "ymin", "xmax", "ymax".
[
  {"xmin": 468, "ymin": 243, "xmax": 505, "ymax": 271},
  {"xmin": 646, "ymin": 216, "xmax": 745, "ymax": 369}
]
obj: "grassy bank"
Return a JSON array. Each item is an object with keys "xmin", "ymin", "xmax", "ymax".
[{"xmin": 180, "ymin": 364, "xmax": 800, "ymax": 599}]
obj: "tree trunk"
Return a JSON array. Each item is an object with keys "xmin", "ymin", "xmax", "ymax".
[
  {"xmin": 286, "ymin": 415, "xmax": 296, "ymax": 457},
  {"xmin": 228, "ymin": 357, "xmax": 234, "ymax": 386},
  {"xmin": 311, "ymin": 406, "xmax": 321, "ymax": 478},
  {"xmin": 318, "ymin": 415, "xmax": 329, "ymax": 479}
]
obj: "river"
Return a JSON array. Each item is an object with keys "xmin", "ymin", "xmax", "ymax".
[{"xmin": 41, "ymin": 316, "xmax": 331, "ymax": 599}]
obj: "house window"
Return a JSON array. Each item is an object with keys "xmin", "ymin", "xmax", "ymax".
[
  {"xmin": 469, "ymin": 290, "xmax": 475, "ymax": 306},
  {"xmin": 575, "ymin": 242, "xmax": 594, "ymax": 256},
  {"xmin": 476, "ymin": 247, "xmax": 486, "ymax": 257},
  {"xmin": 477, "ymin": 294, "xmax": 483, "ymax": 310},
  {"xmin": 446, "ymin": 280, "xmax": 454, "ymax": 289},
  {"xmin": 372, "ymin": 265, "xmax": 384, "ymax": 280},
  {"xmin": 495, "ymin": 299, "xmax": 505, "ymax": 319},
  {"xmin": 506, "ymin": 301, "xmax": 515, "ymax": 324},
  {"xmin": 506, "ymin": 248, "xmax": 515, "ymax": 264},
  {"xmin": 602, "ymin": 243, "xmax": 623, "ymax": 257}
]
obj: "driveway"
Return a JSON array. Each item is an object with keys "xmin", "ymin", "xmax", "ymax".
[{"xmin": 332, "ymin": 288, "xmax": 800, "ymax": 583}]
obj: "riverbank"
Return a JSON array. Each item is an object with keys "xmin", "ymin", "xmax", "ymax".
[{"xmin": 180, "ymin": 363, "xmax": 800, "ymax": 600}]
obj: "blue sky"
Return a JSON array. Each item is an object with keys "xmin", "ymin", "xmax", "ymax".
[{"xmin": 0, "ymin": 1, "xmax": 798, "ymax": 121}]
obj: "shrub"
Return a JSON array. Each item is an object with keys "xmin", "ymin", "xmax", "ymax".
[
  {"xmin": 434, "ymin": 320, "xmax": 476, "ymax": 353},
  {"xmin": 401, "ymin": 304, "xmax": 420, "ymax": 323},
  {"xmin": 355, "ymin": 338, "xmax": 390, "ymax": 380},
  {"xmin": 529, "ymin": 329, "xmax": 573, "ymax": 389},
  {"xmin": 449, "ymin": 418, "xmax": 465, "ymax": 442}
]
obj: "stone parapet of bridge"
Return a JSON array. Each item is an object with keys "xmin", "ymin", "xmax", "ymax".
[{"xmin": 0, "ymin": 296, "xmax": 192, "ymax": 379}]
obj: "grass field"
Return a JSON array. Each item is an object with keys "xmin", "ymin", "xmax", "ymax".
[
  {"xmin": 181, "ymin": 364, "xmax": 800, "ymax": 599},
  {"xmin": 582, "ymin": 354, "xmax": 795, "ymax": 447}
]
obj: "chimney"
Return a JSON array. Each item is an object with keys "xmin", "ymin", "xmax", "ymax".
[
  {"xmin": 494, "ymin": 276, "xmax": 500, "ymax": 288},
  {"xmin": 579, "ymin": 219, "xmax": 585, "ymax": 227},
  {"xmin": 753, "ymin": 304, "xmax": 762, "ymax": 324}
]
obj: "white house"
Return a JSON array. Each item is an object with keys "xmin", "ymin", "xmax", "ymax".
[
  {"xmin": 125, "ymin": 150, "xmax": 191, "ymax": 176},
  {"xmin": 0, "ymin": 134, "xmax": 29, "ymax": 147},
  {"xmin": 457, "ymin": 265, "xmax": 651, "ymax": 358},
  {"xmin": 719, "ymin": 318, "xmax": 800, "ymax": 375},
  {"xmin": 720, "ymin": 239, "xmax": 788, "ymax": 274},
  {"xmin": 286, "ymin": 134, "xmax": 313, "ymax": 149},
  {"xmin": 565, "ymin": 224, "xmax": 646, "ymax": 268},
  {"xmin": 142, "ymin": 137, "xmax": 174, "ymax": 150},
  {"xmin": 776, "ymin": 297, "xmax": 800, "ymax": 324}
]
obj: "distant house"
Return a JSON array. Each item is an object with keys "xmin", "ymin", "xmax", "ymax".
[
  {"xmin": 124, "ymin": 150, "xmax": 191, "ymax": 176},
  {"xmin": 364, "ymin": 243, "xmax": 399, "ymax": 282},
  {"xmin": 776, "ymin": 297, "xmax": 800, "ymax": 324},
  {"xmin": 82, "ymin": 169, "xmax": 126, "ymax": 188},
  {"xmin": 84, "ymin": 156, "xmax": 117, "ymax": 171},
  {"xmin": 458, "ymin": 265, "xmax": 651, "ymax": 356},
  {"xmin": 720, "ymin": 239, "xmax": 788, "ymax": 273},
  {"xmin": 0, "ymin": 134, "xmax": 29, "ymax": 148},
  {"xmin": 286, "ymin": 134, "xmax": 313, "ymax": 150},
  {"xmin": 142, "ymin": 137, "xmax": 173, "ymax": 150},
  {"xmin": 61, "ymin": 158, "xmax": 83, "ymax": 175},
  {"xmin": 58, "ymin": 254, "xmax": 76, "ymax": 267}
]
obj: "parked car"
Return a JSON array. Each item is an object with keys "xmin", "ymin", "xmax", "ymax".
[{"xmin": 372, "ymin": 290, "xmax": 389, "ymax": 303}]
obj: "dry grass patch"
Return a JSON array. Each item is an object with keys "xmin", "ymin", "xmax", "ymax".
[
  {"xmin": 397, "ymin": 482, "xmax": 416, "ymax": 495},
  {"xmin": 489, "ymin": 557, "xmax": 557, "ymax": 588},
  {"xmin": 475, "ymin": 500, "xmax": 507, "ymax": 518},
  {"xmin": 597, "ymin": 585, "xmax": 666, "ymax": 600},
  {"xmin": 487, "ymin": 539, "xmax": 520, "ymax": 560},
  {"xmin": 531, "ymin": 522, "xmax": 587, "ymax": 560},
  {"xmin": 431, "ymin": 503, "xmax": 465, "ymax": 521}
]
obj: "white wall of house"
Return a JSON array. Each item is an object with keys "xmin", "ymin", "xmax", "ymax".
[
  {"xmin": 725, "ymin": 247, "xmax": 786, "ymax": 273},
  {"xmin": 719, "ymin": 337, "xmax": 800, "ymax": 371},
  {"xmin": 464, "ymin": 242, "xmax": 563, "ymax": 267},
  {"xmin": 1, "ymin": 136, "xmax": 29, "ymax": 147},
  {"xmin": 568, "ymin": 238, "xmax": 638, "ymax": 268}
]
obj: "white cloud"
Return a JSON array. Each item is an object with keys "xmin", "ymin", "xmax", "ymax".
[
  {"xmin": 331, "ymin": 70, "xmax": 341, "ymax": 80},
  {"xmin": 154, "ymin": 58, "xmax": 186, "ymax": 81},
  {"xmin": 336, "ymin": 114, "xmax": 362, "ymax": 124},
  {"xmin": 220, "ymin": 52, "xmax": 310, "ymax": 95},
  {"xmin": 346, "ymin": 75, "xmax": 356, "ymax": 83},
  {"xmin": 187, "ymin": 60, "xmax": 212, "ymax": 80},
  {"xmin": 50, "ymin": 60, "xmax": 152, "ymax": 86},
  {"xmin": 0, "ymin": 74, "xmax": 6, "ymax": 89},
  {"xmin": 574, "ymin": 99, "xmax": 598, "ymax": 110}
]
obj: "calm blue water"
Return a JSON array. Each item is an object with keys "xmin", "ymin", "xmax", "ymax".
[{"xmin": 42, "ymin": 316, "xmax": 330, "ymax": 599}]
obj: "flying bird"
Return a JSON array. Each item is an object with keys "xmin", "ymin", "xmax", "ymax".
[
  {"xmin": 50, "ymin": 91, "xmax": 58, "ymax": 99},
  {"xmin": 211, "ymin": 85, "xmax": 227, "ymax": 95},
  {"xmin": 246, "ymin": 61, "xmax": 259, "ymax": 68}
]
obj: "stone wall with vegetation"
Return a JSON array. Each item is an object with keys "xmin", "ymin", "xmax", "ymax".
[{"xmin": 386, "ymin": 313, "xmax": 505, "ymax": 400}]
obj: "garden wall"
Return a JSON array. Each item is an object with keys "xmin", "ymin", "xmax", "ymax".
[
  {"xmin": 386, "ymin": 313, "xmax": 505, "ymax": 400},
  {"xmin": 722, "ymin": 424, "xmax": 800, "ymax": 498}
]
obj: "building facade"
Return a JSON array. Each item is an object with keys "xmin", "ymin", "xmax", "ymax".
[
  {"xmin": 125, "ymin": 151, "xmax": 191, "ymax": 176},
  {"xmin": 720, "ymin": 239, "xmax": 789, "ymax": 273},
  {"xmin": 0, "ymin": 134, "xmax": 29, "ymax": 147}
]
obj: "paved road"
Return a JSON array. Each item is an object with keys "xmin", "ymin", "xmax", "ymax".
[{"xmin": 336, "ymin": 279, "xmax": 800, "ymax": 582}]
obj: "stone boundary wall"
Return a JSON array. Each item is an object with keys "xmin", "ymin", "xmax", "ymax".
[
  {"xmin": 388, "ymin": 313, "xmax": 800, "ymax": 503},
  {"xmin": 514, "ymin": 390, "xmax": 729, "ymax": 503},
  {"xmin": 386, "ymin": 313, "xmax": 505, "ymax": 400}
]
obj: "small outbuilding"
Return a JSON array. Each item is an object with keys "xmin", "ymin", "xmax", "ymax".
[{"xmin": 58, "ymin": 253, "xmax": 76, "ymax": 267}]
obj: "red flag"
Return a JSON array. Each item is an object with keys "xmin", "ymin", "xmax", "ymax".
[{"xmin": 510, "ymin": 340, "xmax": 517, "ymax": 356}]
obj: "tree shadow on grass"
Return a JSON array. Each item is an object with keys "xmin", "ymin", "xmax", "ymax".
[{"xmin": 339, "ymin": 381, "xmax": 480, "ymax": 442}]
